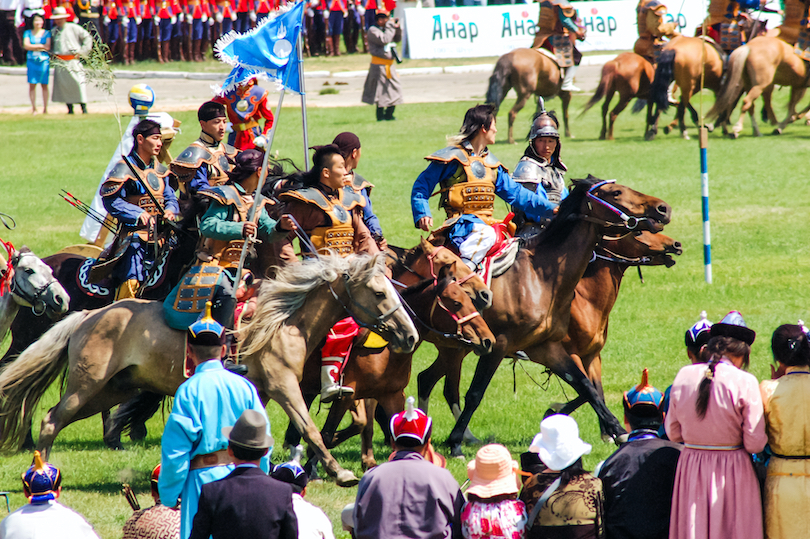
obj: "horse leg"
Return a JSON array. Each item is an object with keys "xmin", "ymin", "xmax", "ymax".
[
  {"xmin": 417, "ymin": 353, "xmax": 448, "ymax": 414},
  {"xmin": 441, "ymin": 348, "xmax": 481, "ymax": 445},
  {"xmin": 269, "ymin": 371, "xmax": 359, "ymax": 487},
  {"xmin": 559, "ymin": 90, "xmax": 572, "ymax": 138},
  {"xmin": 508, "ymin": 93, "xmax": 531, "ymax": 144},
  {"xmin": 599, "ymin": 88, "xmax": 613, "ymax": 140},
  {"xmin": 645, "ymin": 100, "xmax": 659, "ymax": 141},
  {"xmin": 359, "ymin": 399, "xmax": 377, "ymax": 470},
  {"xmin": 445, "ymin": 347, "xmax": 506, "ymax": 457},
  {"xmin": 321, "ymin": 396, "xmax": 354, "ymax": 449},
  {"xmin": 748, "ymin": 102, "xmax": 761, "ymax": 137},
  {"xmin": 775, "ymin": 87, "xmax": 807, "ymax": 134},
  {"xmin": 608, "ymin": 94, "xmax": 631, "ymax": 141},
  {"xmin": 283, "ymin": 392, "xmax": 316, "ymax": 450},
  {"xmin": 678, "ymin": 101, "xmax": 690, "ymax": 140}
]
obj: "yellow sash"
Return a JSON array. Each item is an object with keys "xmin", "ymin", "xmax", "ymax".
[{"xmin": 371, "ymin": 55, "xmax": 394, "ymax": 79}]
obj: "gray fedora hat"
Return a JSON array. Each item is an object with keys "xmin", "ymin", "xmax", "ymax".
[{"xmin": 222, "ymin": 410, "xmax": 274, "ymax": 450}]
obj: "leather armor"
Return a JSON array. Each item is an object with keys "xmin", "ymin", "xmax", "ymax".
[
  {"xmin": 279, "ymin": 186, "xmax": 366, "ymax": 256},
  {"xmin": 100, "ymin": 159, "xmax": 171, "ymax": 240},
  {"xmin": 171, "ymin": 141, "xmax": 237, "ymax": 189}
]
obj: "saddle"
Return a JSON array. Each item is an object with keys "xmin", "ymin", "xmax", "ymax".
[{"xmin": 536, "ymin": 46, "xmax": 564, "ymax": 78}]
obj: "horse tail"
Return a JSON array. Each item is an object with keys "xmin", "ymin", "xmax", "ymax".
[
  {"xmin": 0, "ymin": 311, "xmax": 88, "ymax": 450},
  {"xmin": 486, "ymin": 55, "xmax": 511, "ymax": 114},
  {"xmin": 706, "ymin": 45, "xmax": 749, "ymax": 122},
  {"xmin": 651, "ymin": 48, "xmax": 677, "ymax": 113},
  {"xmin": 581, "ymin": 60, "xmax": 616, "ymax": 116},
  {"xmin": 631, "ymin": 99, "xmax": 648, "ymax": 114},
  {"xmin": 105, "ymin": 391, "xmax": 166, "ymax": 443}
]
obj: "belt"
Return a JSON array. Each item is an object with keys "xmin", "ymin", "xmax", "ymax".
[
  {"xmin": 56, "ymin": 54, "xmax": 76, "ymax": 60},
  {"xmin": 684, "ymin": 443, "xmax": 742, "ymax": 451},
  {"xmin": 371, "ymin": 55, "xmax": 394, "ymax": 78},
  {"xmin": 79, "ymin": 11, "xmax": 100, "ymax": 17},
  {"xmin": 189, "ymin": 449, "xmax": 233, "ymax": 470},
  {"xmin": 234, "ymin": 120, "xmax": 259, "ymax": 132},
  {"xmin": 772, "ymin": 453, "xmax": 810, "ymax": 460}
]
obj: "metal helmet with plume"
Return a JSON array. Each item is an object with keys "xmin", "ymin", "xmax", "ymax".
[{"xmin": 529, "ymin": 96, "xmax": 560, "ymax": 140}]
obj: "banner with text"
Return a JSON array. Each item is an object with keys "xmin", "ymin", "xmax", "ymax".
[{"xmin": 403, "ymin": 1, "xmax": 778, "ymax": 59}]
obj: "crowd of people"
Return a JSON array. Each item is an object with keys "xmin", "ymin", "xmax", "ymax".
[{"xmin": 4, "ymin": 310, "xmax": 808, "ymax": 539}]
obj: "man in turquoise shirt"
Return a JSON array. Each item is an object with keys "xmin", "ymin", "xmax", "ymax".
[{"xmin": 158, "ymin": 303, "xmax": 272, "ymax": 539}]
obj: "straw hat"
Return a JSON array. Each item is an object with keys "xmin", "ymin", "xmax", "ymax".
[
  {"xmin": 529, "ymin": 414, "xmax": 591, "ymax": 471},
  {"xmin": 50, "ymin": 7, "xmax": 71, "ymax": 19},
  {"xmin": 466, "ymin": 444, "xmax": 519, "ymax": 498}
]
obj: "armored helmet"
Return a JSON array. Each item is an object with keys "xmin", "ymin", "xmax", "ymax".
[{"xmin": 528, "ymin": 97, "xmax": 560, "ymax": 140}]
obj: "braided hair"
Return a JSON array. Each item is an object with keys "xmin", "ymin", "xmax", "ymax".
[{"xmin": 695, "ymin": 336, "xmax": 751, "ymax": 419}]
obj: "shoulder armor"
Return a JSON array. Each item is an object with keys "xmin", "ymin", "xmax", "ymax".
[
  {"xmin": 199, "ymin": 185, "xmax": 241, "ymax": 206},
  {"xmin": 280, "ymin": 187, "xmax": 331, "ymax": 211},
  {"xmin": 513, "ymin": 157, "xmax": 545, "ymax": 184},
  {"xmin": 101, "ymin": 160, "xmax": 139, "ymax": 196},
  {"xmin": 224, "ymin": 144, "xmax": 238, "ymax": 158},
  {"xmin": 426, "ymin": 146, "xmax": 470, "ymax": 165},
  {"xmin": 172, "ymin": 144, "xmax": 214, "ymax": 170},
  {"xmin": 154, "ymin": 162, "xmax": 170, "ymax": 177},
  {"xmin": 350, "ymin": 172, "xmax": 374, "ymax": 192},
  {"xmin": 340, "ymin": 185, "xmax": 367, "ymax": 210},
  {"xmin": 483, "ymin": 151, "xmax": 504, "ymax": 170}
]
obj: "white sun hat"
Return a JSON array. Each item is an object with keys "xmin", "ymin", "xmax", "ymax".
[{"xmin": 529, "ymin": 414, "xmax": 591, "ymax": 471}]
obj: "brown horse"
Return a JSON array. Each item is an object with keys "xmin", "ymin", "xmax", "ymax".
[
  {"xmin": 0, "ymin": 254, "xmax": 418, "ymax": 486},
  {"xmin": 418, "ymin": 230, "xmax": 681, "ymax": 443},
  {"xmin": 581, "ymin": 52, "xmax": 655, "ymax": 141},
  {"xmin": 431, "ymin": 177, "xmax": 672, "ymax": 456},
  {"xmin": 486, "ymin": 47, "xmax": 572, "ymax": 143},
  {"xmin": 648, "ymin": 36, "xmax": 725, "ymax": 140},
  {"xmin": 706, "ymin": 36, "xmax": 809, "ymax": 137}
]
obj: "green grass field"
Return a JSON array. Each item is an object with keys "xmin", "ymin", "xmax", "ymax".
[{"xmin": 1, "ymin": 90, "xmax": 809, "ymax": 538}]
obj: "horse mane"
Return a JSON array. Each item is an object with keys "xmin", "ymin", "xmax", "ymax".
[
  {"xmin": 240, "ymin": 252, "xmax": 385, "ymax": 357},
  {"xmin": 522, "ymin": 175, "xmax": 602, "ymax": 250}
]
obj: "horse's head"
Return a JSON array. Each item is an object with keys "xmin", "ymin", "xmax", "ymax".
[
  {"xmin": 418, "ymin": 237, "xmax": 493, "ymax": 311},
  {"xmin": 8, "ymin": 246, "xmax": 70, "ymax": 318},
  {"xmin": 577, "ymin": 176, "xmax": 672, "ymax": 233},
  {"xmin": 344, "ymin": 254, "xmax": 418, "ymax": 354},
  {"xmin": 600, "ymin": 231, "xmax": 683, "ymax": 268},
  {"xmin": 432, "ymin": 272, "xmax": 494, "ymax": 355}
]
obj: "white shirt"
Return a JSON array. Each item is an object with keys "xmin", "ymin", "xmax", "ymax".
[
  {"xmin": 0, "ymin": 0, "xmax": 21, "ymax": 12},
  {"xmin": 292, "ymin": 494, "xmax": 335, "ymax": 539},
  {"xmin": 0, "ymin": 501, "xmax": 100, "ymax": 539}
]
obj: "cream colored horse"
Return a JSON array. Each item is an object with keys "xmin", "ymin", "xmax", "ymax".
[{"xmin": 0, "ymin": 253, "xmax": 417, "ymax": 487}]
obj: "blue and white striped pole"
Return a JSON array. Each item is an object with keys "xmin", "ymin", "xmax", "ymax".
[{"xmin": 699, "ymin": 127, "xmax": 712, "ymax": 284}]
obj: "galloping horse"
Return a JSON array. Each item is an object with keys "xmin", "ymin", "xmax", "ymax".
[
  {"xmin": 648, "ymin": 36, "xmax": 725, "ymax": 140},
  {"xmin": 0, "ymin": 244, "xmax": 70, "ymax": 340},
  {"xmin": 425, "ymin": 177, "xmax": 671, "ymax": 455},
  {"xmin": 581, "ymin": 52, "xmax": 655, "ymax": 141},
  {"xmin": 486, "ymin": 47, "xmax": 572, "ymax": 143},
  {"xmin": 417, "ymin": 230, "xmax": 681, "ymax": 443},
  {"xmin": 706, "ymin": 36, "xmax": 809, "ymax": 137},
  {"xmin": 0, "ymin": 254, "xmax": 418, "ymax": 486}
]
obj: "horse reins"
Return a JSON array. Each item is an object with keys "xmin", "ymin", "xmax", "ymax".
[{"xmin": 581, "ymin": 180, "xmax": 640, "ymax": 230}]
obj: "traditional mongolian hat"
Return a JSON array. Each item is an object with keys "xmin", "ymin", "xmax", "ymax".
[
  {"xmin": 271, "ymin": 445, "xmax": 308, "ymax": 492},
  {"xmin": 22, "ymin": 451, "xmax": 61, "ymax": 504},
  {"xmin": 50, "ymin": 6, "xmax": 71, "ymax": 19},
  {"xmin": 710, "ymin": 310, "xmax": 756, "ymax": 345},
  {"xmin": 623, "ymin": 368, "xmax": 664, "ymax": 417},
  {"xmin": 685, "ymin": 311, "xmax": 713, "ymax": 350},
  {"xmin": 187, "ymin": 301, "xmax": 226, "ymax": 347},
  {"xmin": 390, "ymin": 397, "xmax": 432, "ymax": 445},
  {"xmin": 529, "ymin": 414, "xmax": 591, "ymax": 471},
  {"xmin": 466, "ymin": 444, "xmax": 520, "ymax": 499}
]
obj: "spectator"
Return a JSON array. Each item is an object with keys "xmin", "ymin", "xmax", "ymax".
[
  {"xmin": 0, "ymin": 450, "xmax": 100, "ymax": 539},
  {"xmin": 353, "ymin": 397, "xmax": 465, "ymax": 539},
  {"xmin": 0, "ymin": 0, "xmax": 23, "ymax": 65},
  {"xmin": 271, "ymin": 445, "xmax": 335, "ymax": 539},
  {"xmin": 759, "ymin": 323, "xmax": 810, "ymax": 538},
  {"xmin": 461, "ymin": 444, "xmax": 528, "ymax": 539},
  {"xmin": 158, "ymin": 303, "xmax": 272, "ymax": 539},
  {"xmin": 189, "ymin": 410, "xmax": 298, "ymax": 539},
  {"xmin": 597, "ymin": 369, "xmax": 682, "ymax": 539},
  {"xmin": 22, "ymin": 12, "xmax": 49, "ymax": 114},
  {"xmin": 50, "ymin": 5, "xmax": 92, "ymax": 114},
  {"xmin": 521, "ymin": 414, "xmax": 603, "ymax": 539},
  {"xmin": 665, "ymin": 311, "xmax": 767, "ymax": 539},
  {"xmin": 326, "ymin": 0, "xmax": 346, "ymax": 55},
  {"xmin": 123, "ymin": 464, "xmax": 181, "ymax": 539}
]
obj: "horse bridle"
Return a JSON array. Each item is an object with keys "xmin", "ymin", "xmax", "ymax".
[
  {"xmin": 577, "ymin": 180, "xmax": 662, "ymax": 233},
  {"xmin": 7, "ymin": 250, "xmax": 61, "ymax": 316}
]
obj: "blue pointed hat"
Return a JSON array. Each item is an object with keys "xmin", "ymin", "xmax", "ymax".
[
  {"xmin": 22, "ymin": 451, "xmax": 61, "ymax": 504},
  {"xmin": 623, "ymin": 368, "xmax": 664, "ymax": 413},
  {"xmin": 710, "ymin": 310, "xmax": 756, "ymax": 345},
  {"xmin": 685, "ymin": 311, "xmax": 713, "ymax": 349},
  {"xmin": 188, "ymin": 301, "xmax": 225, "ymax": 346},
  {"xmin": 271, "ymin": 445, "xmax": 308, "ymax": 490}
]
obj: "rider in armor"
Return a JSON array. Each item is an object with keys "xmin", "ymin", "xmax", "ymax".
[
  {"xmin": 634, "ymin": 0, "xmax": 680, "ymax": 64},
  {"xmin": 95, "ymin": 119, "xmax": 179, "ymax": 300},
  {"xmin": 275, "ymin": 145, "xmax": 380, "ymax": 403},
  {"xmin": 531, "ymin": 0, "xmax": 586, "ymax": 91},
  {"xmin": 512, "ymin": 104, "xmax": 568, "ymax": 230},
  {"xmin": 171, "ymin": 101, "xmax": 238, "ymax": 219},
  {"xmin": 703, "ymin": 0, "xmax": 765, "ymax": 52},
  {"xmin": 411, "ymin": 104, "xmax": 557, "ymax": 270},
  {"xmin": 213, "ymin": 77, "xmax": 275, "ymax": 152},
  {"xmin": 767, "ymin": 0, "xmax": 808, "ymax": 45}
]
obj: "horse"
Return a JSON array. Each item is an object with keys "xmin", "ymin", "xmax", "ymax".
[
  {"xmin": 580, "ymin": 52, "xmax": 655, "ymax": 141},
  {"xmin": 417, "ymin": 229, "xmax": 681, "ymax": 444},
  {"xmin": 0, "ymin": 253, "xmax": 418, "ymax": 487},
  {"xmin": 648, "ymin": 35, "xmax": 725, "ymax": 140},
  {"xmin": 0, "ymin": 244, "xmax": 70, "ymax": 341},
  {"xmin": 486, "ymin": 47, "xmax": 572, "ymax": 143},
  {"xmin": 706, "ymin": 36, "xmax": 809, "ymax": 137},
  {"xmin": 423, "ymin": 177, "xmax": 672, "ymax": 456}
]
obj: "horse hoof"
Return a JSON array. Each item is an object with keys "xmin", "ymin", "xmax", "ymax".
[
  {"xmin": 104, "ymin": 438, "xmax": 125, "ymax": 451},
  {"xmin": 462, "ymin": 429, "xmax": 482, "ymax": 445},
  {"xmin": 644, "ymin": 131, "xmax": 656, "ymax": 141},
  {"xmin": 614, "ymin": 433, "xmax": 629, "ymax": 446},
  {"xmin": 544, "ymin": 403, "xmax": 565, "ymax": 418},
  {"xmin": 705, "ymin": 123, "xmax": 714, "ymax": 132},
  {"xmin": 682, "ymin": 133, "xmax": 690, "ymax": 140},
  {"xmin": 772, "ymin": 128, "xmax": 783, "ymax": 135},
  {"xmin": 129, "ymin": 423, "xmax": 147, "ymax": 442},
  {"xmin": 449, "ymin": 443, "xmax": 464, "ymax": 458},
  {"xmin": 335, "ymin": 469, "xmax": 360, "ymax": 487},
  {"xmin": 361, "ymin": 458, "xmax": 377, "ymax": 471},
  {"xmin": 601, "ymin": 433, "xmax": 614, "ymax": 444},
  {"xmin": 663, "ymin": 126, "xmax": 671, "ymax": 135}
]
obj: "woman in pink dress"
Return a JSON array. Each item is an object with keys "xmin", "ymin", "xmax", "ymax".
[{"xmin": 665, "ymin": 311, "xmax": 767, "ymax": 539}]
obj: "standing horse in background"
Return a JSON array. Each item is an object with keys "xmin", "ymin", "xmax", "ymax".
[
  {"xmin": 580, "ymin": 52, "xmax": 655, "ymax": 140},
  {"xmin": 0, "ymin": 254, "xmax": 416, "ymax": 486},
  {"xmin": 486, "ymin": 47, "xmax": 572, "ymax": 143},
  {"xmin": 706, "ymin": 36, "xmax": 809, "ymax": 137},
  {"xmin": 648, "ymin": 36, "xmax": 725, "ymax": 140}
]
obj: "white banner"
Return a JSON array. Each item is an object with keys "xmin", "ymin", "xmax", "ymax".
[{"xmin": 404, "ymin": 1, "xmax": 780, "ymax": 59}]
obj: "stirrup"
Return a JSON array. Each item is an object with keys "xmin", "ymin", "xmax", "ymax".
[{"xmin": 320, "ymin": 384, "xmax": 354, "ymax": 404}]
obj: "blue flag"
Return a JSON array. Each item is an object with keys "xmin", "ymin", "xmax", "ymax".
[{"xmin": 214, "ymin": 1, "xmax": 304, "ymax": 94}]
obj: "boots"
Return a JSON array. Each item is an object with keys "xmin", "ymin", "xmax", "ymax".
[
  {"xmin": 192, "ymin": 39, "xmax": 201, "ymax": 61},
  {"xmin": 376, "ymin": 106, "xmax": 384, "ymax": 121},
  {"xmin": 80, "ymin": 103, "xmax": 88, "ymax": 114},
  {"xmin": 325, "ymin": 34, "xmax": 333, "ymax": 56},
  {"xmin": 331, "ymin": 34, "xmax": 340, "ymax": 56},
  {"xmin": 384, "ymin": 106, "xmax": 395, "ymax": 121},
  {"xmin": 129, "ymin": 41, "xmax": 136, "ymax": 64},
  {"xmin": 560, "ymin": 65, "xmax": 580, "ymax": 92},
  {"xmin": 320, "ymin": 360, "xmax": 354, "ymax": 403},
  {"xmin": 115, "ymin": 279, "xmax": 139, "ymax": 300},
  {"xmin": 161, "ymin": 40, "xmax": 171, "ymax": 62}
]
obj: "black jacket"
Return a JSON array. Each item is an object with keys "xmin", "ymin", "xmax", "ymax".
[{"xmin": 189, "ymin": 465, "xmax": 298, "ymax": 539}]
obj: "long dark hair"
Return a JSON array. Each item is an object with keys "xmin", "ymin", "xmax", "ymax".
[
  {"xmin": 695, "ymin": 336, "xmax": 751, "ymax": 419},
  {"xmin": 448, "ymin": 104, "xmax": 496, "ymax": 146},
  {"xmin": 772, "ymin": 324, "xmax": 810, "ymax": 367},
  {"xmin": 278, "ymin": 145, "xmax": 342, "ymax": 189}
]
